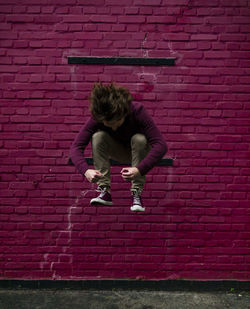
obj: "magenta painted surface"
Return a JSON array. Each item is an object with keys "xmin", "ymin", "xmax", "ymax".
[{"xmin": 0, "ymin": 0, "xmax": 250, "ymax": 280}]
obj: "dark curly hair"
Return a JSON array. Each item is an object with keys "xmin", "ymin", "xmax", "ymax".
[{"xmin": 89, "ymin": 83, "xmax": 133, "ymax": 122}]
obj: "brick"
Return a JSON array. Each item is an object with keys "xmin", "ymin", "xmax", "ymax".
[
  {"xmin": 191, "ymin": 34, "xmax": 218, "ymax": 40},
  {"xmin": 90, "ymin": 15, "xmax": 117, "ymax": 23},
  {"xmin": 78, "ymin": 0, "xmax": 105, "ymax": 4},
  {"xmin": 147, "ymin": 16, "xmax": 176, "ymax": 24},
  {"xmin": 75, "ymin": 32, "xmax": 103, "ymax": 40},
  {"xmin": 33, "ymin": 15, "xmax": 62, "ymax": 24},
  {"xmin": 118, "ymin": 16, "xmax": 146, "ymax": 23},
  {"xmin": 204, "ymin": 51, "xmax": 231, "ymax": 58},
  {"xmin": 6, "ymin": 15, "xmax": 34, "ymax": 23},
  {"xmin": 216, "ymin": 135, "xmax": 242, "ymax": 143},
  {"xmin": 162, "ymin": 0, "xmax": 189, "ymax": 4},
  {"xmin": 233, "ymin": 16, "xmax": 250, "ymax": 24},
  {"xmin": 134, "ymin": 0, "xmax": 161, "ymax": 4},
  {"xmin": 162, "ymin": 33, "xmax": 190, "ymax": 41},
  {"xmin": 220, "ymin": 34, "xmax": 246, "ymax": 41}
]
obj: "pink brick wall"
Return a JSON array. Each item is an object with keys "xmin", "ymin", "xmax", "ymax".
[{"xmin": 1, "ymin": 0, "xmax": 250, "ymax": 280}]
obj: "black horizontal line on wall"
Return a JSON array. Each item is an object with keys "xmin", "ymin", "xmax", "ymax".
[
  {"xmin": 68, "ymin": 157, "xmax": 173, "ymax": 167},
  {"xmin": 68, "ymin": 57, "xmax": 176, "ymax": 66}
]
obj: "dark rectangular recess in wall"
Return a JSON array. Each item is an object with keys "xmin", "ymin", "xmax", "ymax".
[
  {"xmin": 68, "ymin": 57, "xmax": 176, "ymax": 66},
  {"xmin": 68, "ymin": 157, "xmax": 173, "ymax": 166}
]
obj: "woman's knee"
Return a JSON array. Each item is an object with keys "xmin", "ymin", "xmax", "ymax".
[
  {"xmin": 131, "ymin": 134, "xmax": 147, "ymax": 147},
  {"xmin": 92, "ymin": 131, "xmax": 109, "ymax": 145}
]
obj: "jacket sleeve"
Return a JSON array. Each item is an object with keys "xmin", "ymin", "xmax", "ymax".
[
  {"xmin": 135, "ymin": 105, "xmax": 168, "ymax": 176},
  {"xmin": 70, "ymin": 118, "xmax": 99, "ymax": 175}
]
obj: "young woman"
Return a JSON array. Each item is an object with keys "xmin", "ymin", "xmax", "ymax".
[{"xmin": 70, "ymin": 83, "xmax": 167, "ymax": 212}]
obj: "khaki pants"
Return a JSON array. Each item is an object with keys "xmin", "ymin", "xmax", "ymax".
[{"xmin": 92, "ymin": 131, "xmax": 150, "ymax": 193}]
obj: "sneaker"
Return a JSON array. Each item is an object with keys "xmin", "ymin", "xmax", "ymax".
[
  {"xmin": 90, "ymin": 186, "xmax": 113, "ymax": 206},
  {"xmin": 130, "ymin": 191, "xmax": 145, "ymax": 212}
]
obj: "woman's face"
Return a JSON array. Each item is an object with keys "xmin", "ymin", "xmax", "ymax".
[{"xmin": 102, "ymin": 117, "xmax": 125, "ymax": 131}]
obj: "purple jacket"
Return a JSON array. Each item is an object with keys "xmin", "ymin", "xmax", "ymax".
[{"xmin": 70, "ymin": 102, "xmax": 167, "ymax": 176}]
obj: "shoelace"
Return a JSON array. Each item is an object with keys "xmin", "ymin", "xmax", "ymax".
[
  {"xmin": 133, "ymin": 195, "xmax": 141, "ymax": 205},
  {"xmin": 97, "ymin": 186, "xmax": 107, "ymax": 198}
]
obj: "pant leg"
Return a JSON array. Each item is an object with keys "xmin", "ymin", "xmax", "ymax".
[
  {"xmin": 92, "ymin": 131, "xmax": 131, "ymax": 189},
  {"xmin": 130, "ymin": 133, "xmax": 150, "ymax": 194}
]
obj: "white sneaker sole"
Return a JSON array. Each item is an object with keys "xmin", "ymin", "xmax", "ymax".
[
  {"xmin": 130, "ymin": 205, "xmax": 145, "ymax": 212},
  {"xmin": 90, "ymin": 198, "xmax": 113, "ymax": 206}
]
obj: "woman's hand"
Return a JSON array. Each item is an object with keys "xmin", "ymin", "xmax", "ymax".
[
  {"xmin": 121, "ymin": 167, "xmax": 140, "ymax": 181},
  {"xmin": 84, "ymin": 169, "xmax": 103, "ymax": 183}
]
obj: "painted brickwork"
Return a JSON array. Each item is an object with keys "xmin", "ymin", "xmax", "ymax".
[{"xmin": 0, "ymin": 0, "xmax": 250, "ymax": 280}]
